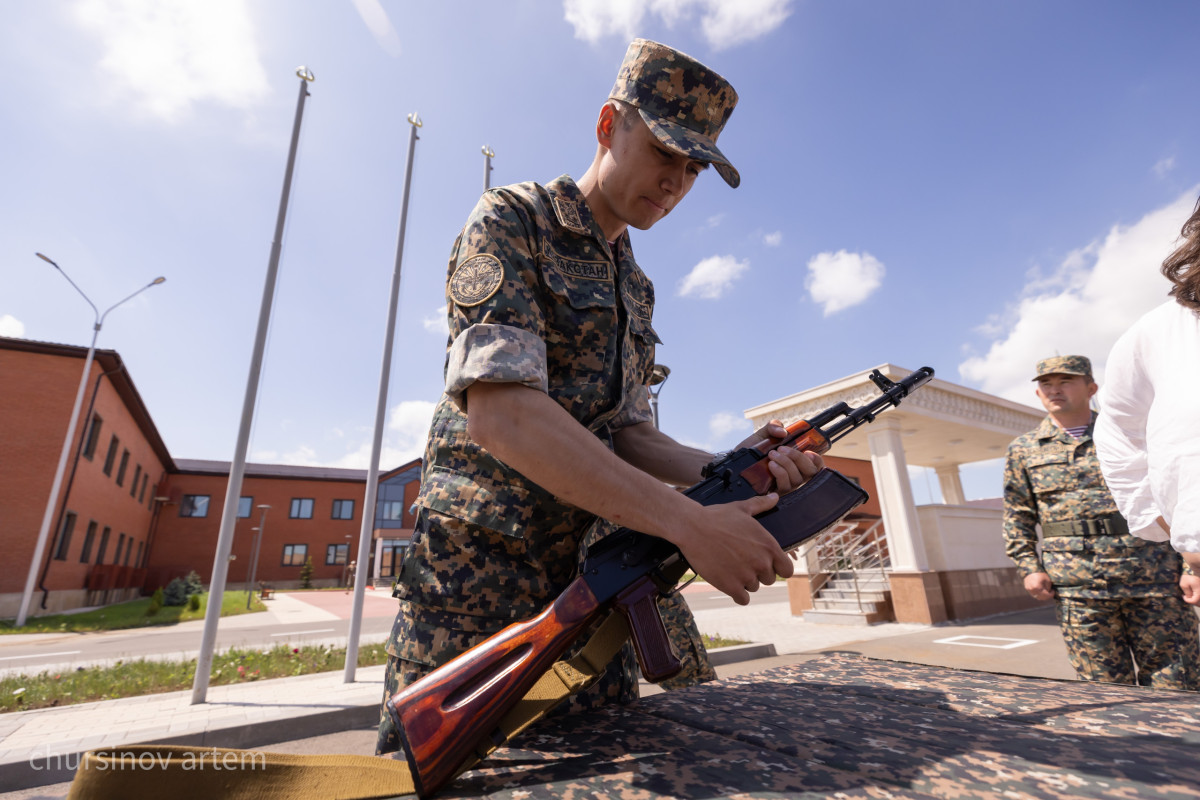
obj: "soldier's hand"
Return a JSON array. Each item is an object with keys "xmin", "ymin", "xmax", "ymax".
[
  {"xmin": 736, "ymin": 421, "xmax": 824, "ymax": 494},
  {"xmin": 1023, "ymin": 572, "xmax": 1055, "ymax": 601},
  {"xmin": 675, "ymin": 493, "xmax": 793, "ymax": 606},
  {"xmin": 1181, "ymin": 574, "xmax": 1200, "ymax": 606}
]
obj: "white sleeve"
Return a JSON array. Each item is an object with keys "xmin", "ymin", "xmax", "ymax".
[{"xmin": 1094, "ymin": 327, "xmax": 1168, "ymax": 541}]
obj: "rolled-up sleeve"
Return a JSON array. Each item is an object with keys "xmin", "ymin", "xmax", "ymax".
[
  {"xmin": 445, "ymin": 324, "xmax": 548, "ymax": 408},
  {"xmin": 442, "ymin": 191, "xmax": 549, "ymax": 410}
]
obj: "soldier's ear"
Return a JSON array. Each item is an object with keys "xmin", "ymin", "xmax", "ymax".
[{"xmin": 596, "ymin": 103, "xmax": 617, "ymax": 148}]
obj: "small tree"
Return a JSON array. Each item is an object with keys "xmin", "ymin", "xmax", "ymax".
[
  {"xmin": 300, "ymin": 556, "xmax": 314, "ymax": 589},
  {"xmin": 163, "ymin": 577, "xmax": 189, "ymax": 606}
]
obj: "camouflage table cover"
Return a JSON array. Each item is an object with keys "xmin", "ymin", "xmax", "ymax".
[{"xmin": 431, "ymin": 652, "xmax": 1200, "ymax": 799}]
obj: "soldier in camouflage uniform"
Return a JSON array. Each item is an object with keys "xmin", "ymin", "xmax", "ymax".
[
  {"xmin": 376, "ymin": 39, "xmax": 825, "ymax": 755},
  {"xmin": 1003, "ymin": 355, "xmax": 1199, "ymax": 689}
]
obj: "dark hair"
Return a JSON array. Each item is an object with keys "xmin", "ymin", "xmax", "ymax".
[{"xmin": 1162, "ymin": 195, "xmax": 1200, "ymax": 311}]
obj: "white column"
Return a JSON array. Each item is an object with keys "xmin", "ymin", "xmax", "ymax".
[
  {"xmin": 374, "ymin": 536, "xmax": 384, "ymax": 582},
  {"xmin": 934, "ymin": 464, "xmax": 966, "ymax": 506},
  {"xmin": 868, "ymin": 418, "xmax": 929, "ymax": 571}
]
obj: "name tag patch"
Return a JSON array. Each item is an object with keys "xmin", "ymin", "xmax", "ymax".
[{"xmin": 542, "ymin": 240, "xmax": 610, "ymax": 281}]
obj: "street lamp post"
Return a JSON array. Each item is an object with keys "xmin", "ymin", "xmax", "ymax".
[
  {"xmin": 482, "ymin": 145, "xmax": 495, "ymax": 191},
  {"xmin": 246, "ymin": 504, "xmax": 269, "ymax": 609},
  {"xmin": 648, "ymin": 364, "xmax": 670, "ymax": 430},
  {"xmin": 16, "ymin": 254, "xmax": 165, "ymax": 627}
]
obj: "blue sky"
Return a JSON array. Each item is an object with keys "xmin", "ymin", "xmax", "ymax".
[{"xmin": 3, "ymin": 0, "xmax": 1198, "ymax": 503}]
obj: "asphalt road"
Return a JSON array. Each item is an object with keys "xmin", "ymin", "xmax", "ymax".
[{"xmin": 0, "ymin": 583, "xmax": 772, "ymax": 677}]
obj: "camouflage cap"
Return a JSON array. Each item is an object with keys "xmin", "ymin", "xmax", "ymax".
[
  {"xmin": 1032, "ymin": 355, "xmax": 1093, "ymax": 380},
  {"xmin": 609, "ymin": 38, "xmax": 741, "ymax": 188}
]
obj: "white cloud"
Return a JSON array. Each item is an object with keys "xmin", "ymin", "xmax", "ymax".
[
  {"xmin": 677, "ymin": 254, "xmax": 749, "ymax": 299},
  {"xmin": 350, "ymin": 0, "xmax": 403, "ymax": 57},
  {"xmin": 959, "ymin": 188, "xmax": 1199, "ymax": 404},
  {"xmin": 0, "ymin": 315, "xmax": 26, "ymax": 337},
  {"xmin": 422, "ymin": 305, "xmax": 449, "ymax": 335},
  {"xmin": 763, "ymin": 231, "xmax": 782, "ymax": 247},
  {"xmin": 72, "ymin": 0, "xmax": 270, "ymax": 122},
  {"xmin": 705, "ymin": 213, "xmax": 725, "ymax": 228},
  {"xmin": 563, "ymin": 0, "xmax": 792, "ymax": 50},
  {"xmin": 709, "ymin": 411, "xmax": 750, "ymax": 442},
  {"xmin": 695, "ymin": 0, "xmax": 793, "ymax": 50},
  {"xmin": 330, "ymin": 400, "xmax": 436, "ymax": 470},
  {"xmin": 804, "ymin": 250, "xmax": 885, "ymax": 316},
  {"xmin": 1153, "ymin": 156, "xmax": 1176, "ymax": 178}
]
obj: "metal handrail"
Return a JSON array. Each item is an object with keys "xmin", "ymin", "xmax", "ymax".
[{"xmin": 798, "ymin": 518, "xmax": 890, "ymax": 612}]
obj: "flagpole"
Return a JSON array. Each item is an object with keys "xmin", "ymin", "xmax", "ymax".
[
  {"xmin": 344, "ymin": 112, "xmax": 423, "ymax": 682},
  {"xmin": 191, "ymin": 67, "xmax": 315, "ymax": 704}
]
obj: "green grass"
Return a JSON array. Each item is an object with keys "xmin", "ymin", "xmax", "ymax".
[
  {"xmin": 0, "ymin": 591, "xmax": 266, "ymax": 634},
  {"xmin": 0, "ymin": 642, "xmax": 389, "ymax": 714},
  {"xmin": 701, "ymin": 633, "xmax": 749, "ymax": 649}
]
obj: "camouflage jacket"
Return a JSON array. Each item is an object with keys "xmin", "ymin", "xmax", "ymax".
[
  {"xmin": 395, "ymin": 175, "xmax": 660, "ymax": 621},
  {"xmin": 1002, "ymin": 413, "xmax": 1182, "ymax": 599}
]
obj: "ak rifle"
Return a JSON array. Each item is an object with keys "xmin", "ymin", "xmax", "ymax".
[{"xmin": 387, "ymin": 366, "xmax": 935, "ymax": 798}]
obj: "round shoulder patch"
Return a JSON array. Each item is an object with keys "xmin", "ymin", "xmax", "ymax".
[{"xmin": 449, "ymin": 254, "xmax": 504, "ymax": 307}]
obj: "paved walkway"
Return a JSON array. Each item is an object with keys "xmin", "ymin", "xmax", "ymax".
[{"xmin": 0, "ymin": 589, "xmax": 1073, "ymax": 796}]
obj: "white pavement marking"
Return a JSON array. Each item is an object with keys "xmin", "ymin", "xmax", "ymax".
[
  {"xmin": 271, "ymin": 629, "xmax": 336, "ymax": 637},
  {"xmin": 0, "ymin": 651, "xmax": 81, "ymax": 661},
  {"xmin": 932, "ymin": 635, "xmax": 1038, "ymax": 650}
]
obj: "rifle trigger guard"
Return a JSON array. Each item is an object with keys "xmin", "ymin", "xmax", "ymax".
[{"xmin": 662, "ymin": 571, "xmax": 698, "ymax": 597}]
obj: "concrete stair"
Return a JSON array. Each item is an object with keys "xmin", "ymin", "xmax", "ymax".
[{"xmin": 803, "ymin": 571, "xmax": 894, "ymax": 626}]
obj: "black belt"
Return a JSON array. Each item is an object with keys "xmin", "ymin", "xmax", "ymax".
[{"xmin": 1042, "ymin": 515, "xmax": 1129, "ymax": 538}]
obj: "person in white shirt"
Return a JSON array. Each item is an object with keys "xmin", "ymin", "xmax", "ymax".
[{"xmin": 1095, "ymin": 194, "xmax": 1200, "ymax": 607}]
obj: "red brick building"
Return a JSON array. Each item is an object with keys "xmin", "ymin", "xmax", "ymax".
[{"xmin": 0, "ymin": 337, "xmax": 420, "ymax": 618}]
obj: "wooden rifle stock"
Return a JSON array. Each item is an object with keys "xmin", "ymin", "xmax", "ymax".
[{"xmin": 388, "ymin": 578, "xmax": 605, "ymax": 797}]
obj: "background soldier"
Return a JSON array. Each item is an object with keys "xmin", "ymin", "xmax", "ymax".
[
  {"xmin": 376, "ymin": 39, "xmax": 823, "ymax": 755},
  {"xmin": 1003, "ymin": 355, "xmax": 1199, "ymax": 688}
]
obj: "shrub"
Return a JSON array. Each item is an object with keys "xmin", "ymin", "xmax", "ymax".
[
  {"xmin": 300, "ymin": 557, "xmax": 314, "ymax": 589},
  {"xmin": 184, "ymin": 571, "xmax": 204, "ymax": 596},
  {"xmin": 163, "ymin": 577, "xmax": 188, "ymax": 606},
  {"xmin": 151, "ymin": 587, "xmax": 165, "ymax": 606},
  {"xmin": 187, "ymin": 593, "xmax": 201, "ymax": 612}
]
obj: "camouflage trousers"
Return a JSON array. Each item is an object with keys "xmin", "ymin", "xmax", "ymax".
[
  {"xmin": 375, "ymin": 590, "xmax": 716, "ymax": 755},
  {"xmin": 1056, "ymin": 595, "xmax": 1200, "ymax": 690}
]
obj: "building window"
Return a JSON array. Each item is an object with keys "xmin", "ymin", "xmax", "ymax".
[
  {"xmin": 130, "ymin": 464, "xmax": 142, "ymax": 497},
  {"xmin": 237, "ymin": 496, "xmax": 254, "ymax": 518},
  {"xmin": 380, "ymin": 501, "xmax": 405, "ymax": 521},
  {"xmin": 123, "ymin": 538, "xmax": 133, "ymax": 566},
  {"xmin": 326, "ymin": 543, "xmax": 349, "ymax": 565},
  {"xmin": 282, "ymin": 544, "xmax": 308, "ymax": 566},
  {"xmin": 80, "ymin": 521, "xmax": 98, "ymax": 563},
  {"xmin": 103, "ymin": 435, "xmax": 119, "ymax": 476},
  {"xmin": 116, "ymin": 449, "xmax": 130, "ymax": 486},
  {"xmin": 331, "ymin": 499, "xmax": 355, "ymax": 520},
  {"xmin": 97, "ymin": 527, "xmax": 111, "ymax": 563},
  {"xmin": 289, "ymin": 498, "xmax": 314, "ymax": 519},
  {"xmin": 139, "ymin": 474, "xmax": 148, "ymax": 503},
  {"xmin": 181, "ymin": 495, "xmax": 210, "ymax": 518},
  {"xmin": 115, "ymin": 533, "xmax": 126, "ymax": 565},
  {"xmin": 82, "ymin": 414, "xmax": 103, "ymax": 460},
  {"xmin": 53, "ymin": 512, "xmax": 77, "ymax": 560},
  {"xmin": 136, "ymin": 541, "xmax": 144, "ymax": 567}
]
